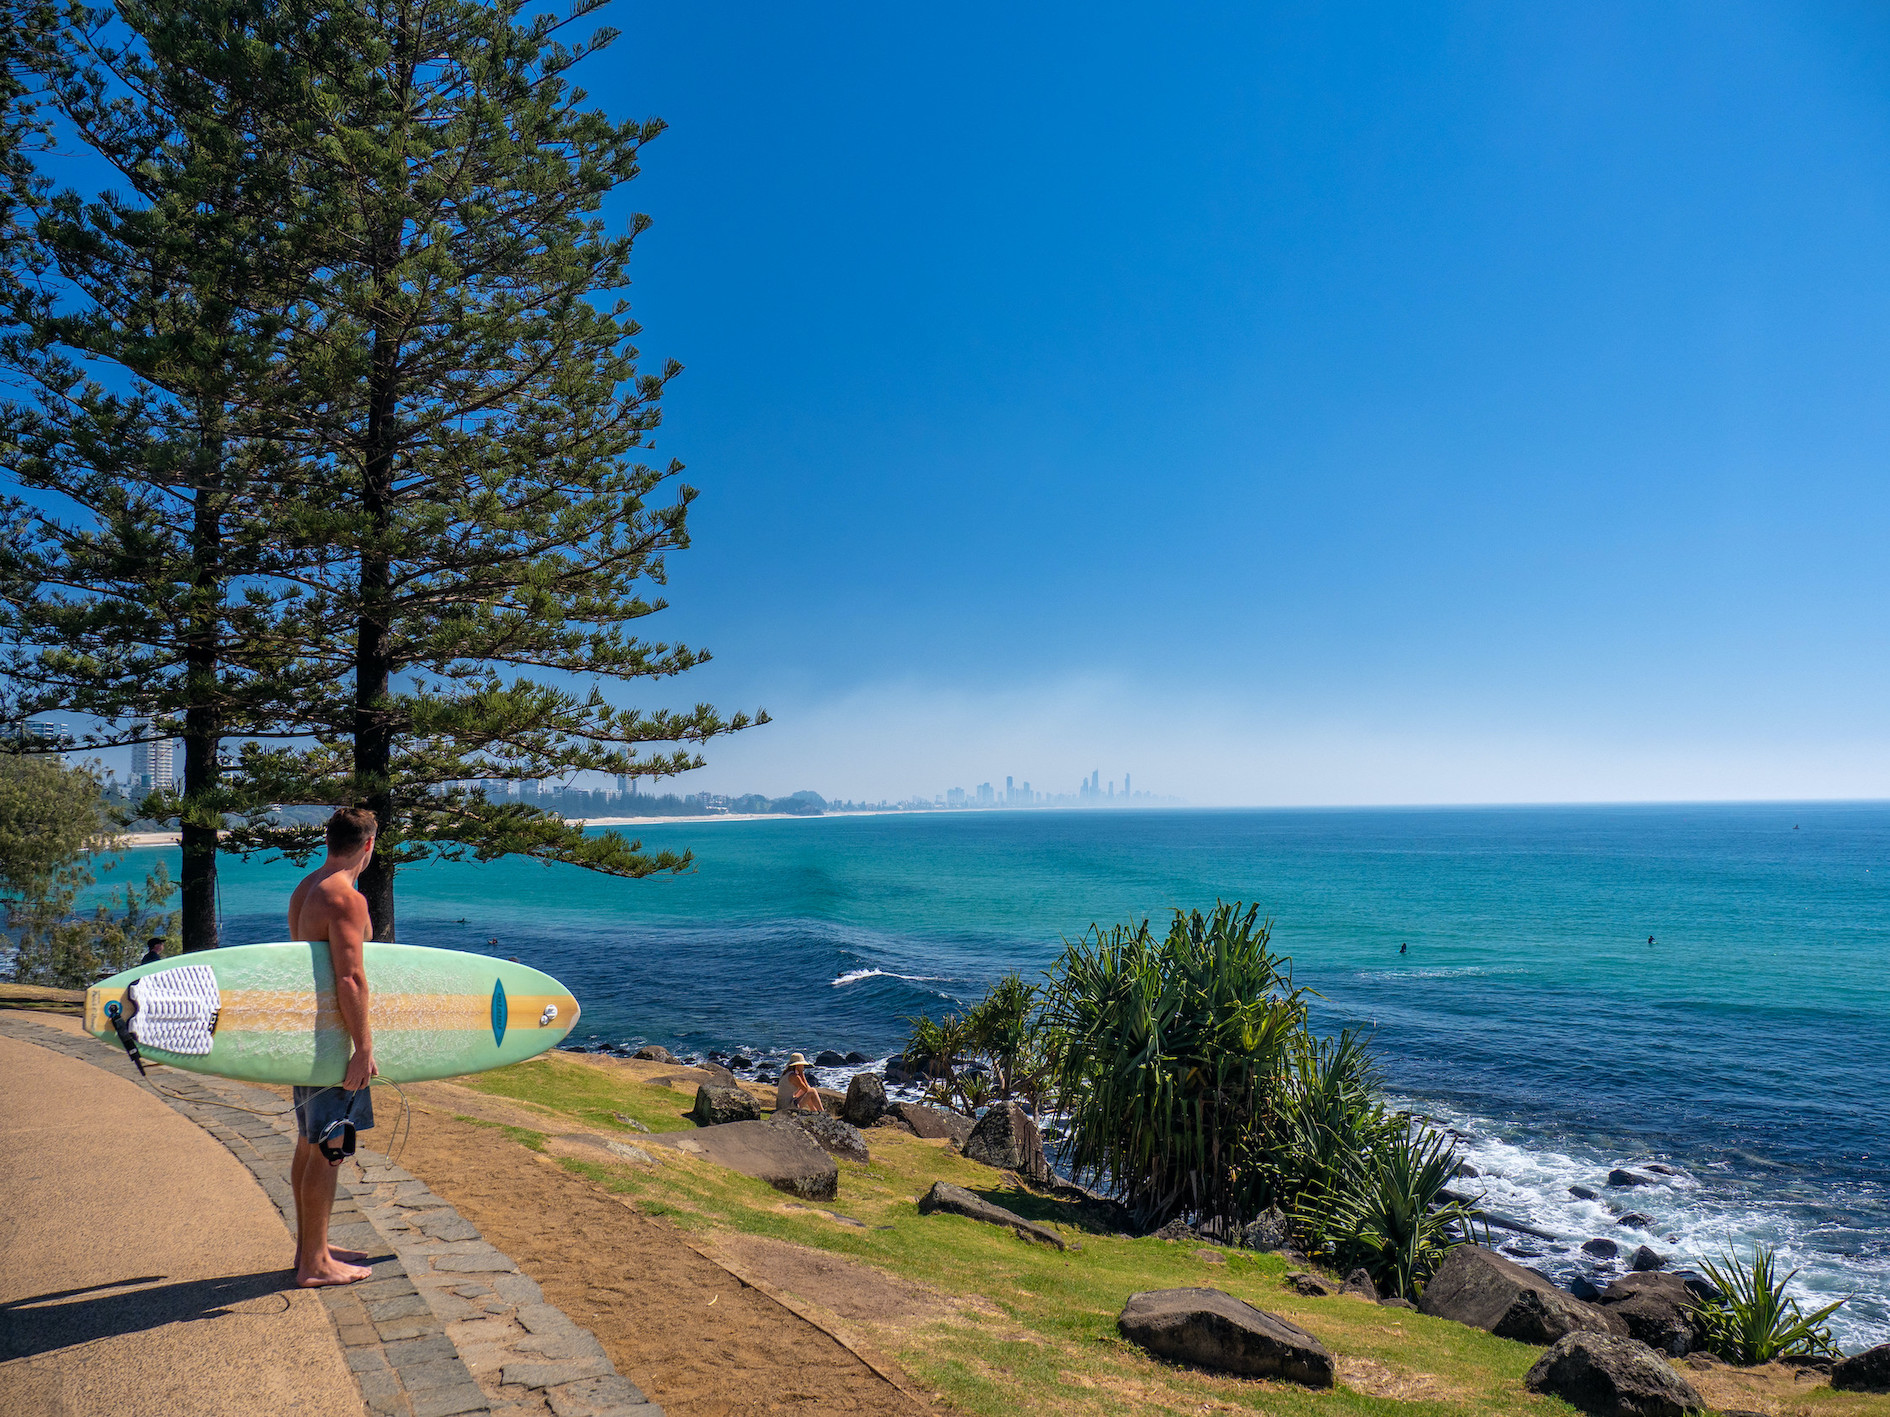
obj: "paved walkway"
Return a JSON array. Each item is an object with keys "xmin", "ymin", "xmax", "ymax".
[
  {"xmin": 0, "ymin": 1012, "xmax": 660, "ymax": 1417},
  {"xmin": 0, "ymin": 1030, "xmax": 361, "ymax": 1417}
]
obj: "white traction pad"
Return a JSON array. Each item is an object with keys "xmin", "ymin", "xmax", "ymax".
[{"xmin": 128, "ymin": 963, "xmax": 221, "ymax": 1055}]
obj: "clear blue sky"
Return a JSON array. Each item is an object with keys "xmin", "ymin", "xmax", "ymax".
[{"xmin": 577, "ymin": 2, "xmax": 1890, "ymax": 804}]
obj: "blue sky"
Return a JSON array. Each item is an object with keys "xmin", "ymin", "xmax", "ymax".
[
  {"xmin": 31, "ymin": 3, "xmax": 1890, "ymax": 805},
  {"xmin": 571, "ymin": 1, "xmax": 1890, "ymax": 804}
]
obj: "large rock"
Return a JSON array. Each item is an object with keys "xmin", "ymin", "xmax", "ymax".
[
  {"xmin": 772, "ymin": 1110, "xmax": 869, "ymax": 1163},
  {"xmin": 647, "ymin": 1119, "xmax": 838, "ymax": 1200},
  {"xmin": 1341, "ymin": 1269, "xmax": 1380, "ymax": 1302},
  {"xmin": 1594, "ymin": 1273, "xmax": 1705, "ymax": 1357},
  {"xmin": 842, "ymin": 1072, "xmax": 887, "ymax": 1126},
  {"xmin": 1610, "ymin": 1169, "xmax": 1659, "ymax": 1189},
  {"xmin": 814, "ymin": 1049, "xmax": 847, "ymax": 1066},
  {"xmin": 962, "ymin": 1102, "xmax": 1052, "ymax": 1181},
  {"xmin": 1418, "ymin": 1245, "xmax": 1627, "ymax": 1345},
  {"xmin": 1630, "ymin": 1246, "xmax": 1667, "ymax": 1272},
  {"xmin": 1523, "ymin": 1333, "xmax": 1706, "ymax": 1416},
  {"xmin": 633, "ymin": 1044, "xmax": 677, "ymax": 1063},
  {"xmin": 1240, "ymin": 1208, "xmax": 1292, "ymax": 1251},
  {"xmin": 690, "ymin": 1084, "xmax": 761, "ymax": 1126},
  {"xmin": 1583, "ymin": 1238, "xmax": 1620, "ymax": 1258},
  {"xmin": 1833, "ymin": 1344, "xmax": 1890, "ymax": 1392},
  {"xmin": 891, "ymin": 1101, "xmax": 974, "ymax": 1146},
  {"xmin": 1117, "ymin": 1288, "xmax": 1334, "ymax": 1387},
  {"xmin": 917, "ymin": 1182, "xmax": 1066, "ymax": 1249}
]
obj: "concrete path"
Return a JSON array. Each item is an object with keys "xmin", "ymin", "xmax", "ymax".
[{"xmin": 0, "ymin": 1031, "xmax": 363, "ymax": 1417}]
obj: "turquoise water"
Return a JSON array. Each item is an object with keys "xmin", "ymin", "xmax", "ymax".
[{"xmin": 101, "ymin": 803, "xmax": 1890, "ymax": 1346}]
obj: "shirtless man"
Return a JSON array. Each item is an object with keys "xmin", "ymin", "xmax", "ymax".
[{"xmin": 285, "ymin": 807, "xmax": 381, "ymax": 1286}]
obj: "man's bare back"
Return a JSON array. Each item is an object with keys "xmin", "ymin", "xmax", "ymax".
[{"xmin": 288, "ymin": 863, "xmax": 371, "ymax": 946}]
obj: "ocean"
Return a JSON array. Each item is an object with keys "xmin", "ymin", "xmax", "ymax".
[{"xmin": 97, "ymin": 802, "xmax": 1890, "ymax": 1348}]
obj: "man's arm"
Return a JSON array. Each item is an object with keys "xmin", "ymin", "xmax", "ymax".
[{"xmin": 329, "ymin": 892, "xmax": 377, "ymax": 1092}]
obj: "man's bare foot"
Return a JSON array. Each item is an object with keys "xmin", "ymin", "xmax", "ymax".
[
  {"xmin": 288, "ymin": 1244, "xmax": 370, "ymax": 1268},
  {"xmin": 294, "ymin": 1258, "xmax": 372, "ymax": 1287}
]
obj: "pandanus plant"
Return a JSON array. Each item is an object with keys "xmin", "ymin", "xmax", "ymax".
[
  {"xmin": 1040, "ymin": 902, "xmax": 1306, "ymax": 1231},
  {"xmin": 1695, "ymin": 1246, "xmax": 1844, "ymax": 1364}
]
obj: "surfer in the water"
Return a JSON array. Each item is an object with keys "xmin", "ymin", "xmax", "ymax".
[{"xmin": 285, "ymin": 807, "xmax": 381, "ymax": 1286}]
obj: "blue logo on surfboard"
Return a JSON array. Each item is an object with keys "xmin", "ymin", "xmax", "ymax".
[{"xmin": 491, "ymin": 978, "xmax": 507, "ymax": 1047}]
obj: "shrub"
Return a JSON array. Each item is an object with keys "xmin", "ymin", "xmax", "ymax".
[
  {"xmin": 1041, "ymin": 902, "xmax": 1305, "ymax": 1230},
  {"xmin": 1305, "ymin": 1124, "xmax": 1484, "ymax": 1299},
  {"xmin": 903, "ymin": 971, "xmax": 1048, "ymax": 1116},
  {"xmin": 1695, "ymin": 1245, "xmax": 1844, "ymax": 1364}
]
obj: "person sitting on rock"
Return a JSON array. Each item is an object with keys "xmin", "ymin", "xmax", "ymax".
[{"xmin": 776, "ymin": 1054, "xmax": 824, "ymax": 1114}]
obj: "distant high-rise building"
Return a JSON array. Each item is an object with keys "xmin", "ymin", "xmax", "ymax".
[
  {"xmin": 616, "ymin": 774, "xmax": 629, "ymax": 796},
  {"xmin": 1125, "ymin": 772, "xmax": 1131, "ymax": 798},
  {"xmin": 946, "ymin": 786, "xmax": 967, "ymax": 806},
  {"xmin": 976, "ymin": 781, "xmax": 994, "ymax": 805},
  {"xmin": 130, "ymin": 722, "xmax": 178, "ymax": 791},
  {"xmin": 519, "ymin": 779, "xmax": 540, "ymax": 802}
]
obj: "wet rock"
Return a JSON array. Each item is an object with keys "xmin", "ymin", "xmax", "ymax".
[
  {"xmin": 1595, "ymin": 1272, "xmax": 1705, "ymax": 1357},
  {"xmin": 728, "ymin": 1054, "xmax": 753, "ymax": 1069},
  {"xmin": 891, "ymin": 1101, "xmax": 974, "ymax": 1146},
  {"xmin": 1418, "ymin": 1245, "xmax": 1627, "ymax": 1345},
  {"xmin": 1630, "ymin": 1246, "xmax": 1666, "ymax": 1272},
  {"xmin": 1831, "ymin": 1345, "xmax": 1890, "ymax": 1392},
  {"xmin": 1524, "ymin": 1332, "xmax": 1706, "ymax": 1416},
  {"xmin": 842, "ymin": 1072, "xmax": 887, "ymax": 1126},
  {"xmin": 882, "ymin": 1053, "xmax": 923, "ymax": 1084},
  {"xmin": 1341, "ymin": 1269, "xmax": 1380, "ymax": 1302},
  {"xmin": 1118, "ymin": 1288, "xmax": 1334, "ymax": 1386},
  {"xmin": 689, "ymin": 1085, "xmax": 761, "ymax": 1127},
  {"xmin": 962, "ymin": 1102, "xmax": 1052, "ymax": 1181},
  {"xmin": 1571, "ymin": 1185, "xmax": 1602, "ymax": 1201},
  {"xmin": 633, "ymin": 1045, "xmax": 677, "ymax": 1063},
  {"xmin": 1618, "ymin": 1212, "xmax": 1656, "ymax": 1229},
  {"xmin": 1455, "ymin": 1161, "xmax": 1482, "ymax": 1178},
  {"xmin": 1583, "ymin": 1238, "xmax": 1620, "ymax": 1258},
  {"xmin": 917, "ymin": 1182, "xmax": 1066, "ymax": 1249},
  {"xmin": 1240, "ymin": 1208, "xmax": 1292, "ymax": 1252},
  {"xmin": 1643, "ymin": 1164, "xmax": 1677, "ymax": 1176},
  {"xmin": 814, "ymin": 1049, "xmax": 847, "ymax": 1066},
  {"xmin": 1570, "ymin": 1275, "xmax": 1607, "ymax": 1302},
  {"xmin": 1609, "ymin": 1169, "xmax": 1658, "ymax": 1189},
  {"xmin": 844, "ymin": 1050, "xmax": 870, "ymax": 1064}
]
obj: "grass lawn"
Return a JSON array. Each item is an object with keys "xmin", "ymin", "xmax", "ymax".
[{"xmin": 457, "ymin": 1053, "xmax": 1885, "ymax": 1417}]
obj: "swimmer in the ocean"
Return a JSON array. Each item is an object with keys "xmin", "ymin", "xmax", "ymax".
[
  {"xmin": 1647, "ymin": 935, "xmax": 1655, "ymax": 945},
  {"xmin": 1400, "ymin": 942, "xmax": 1408, "ymax": 955}
]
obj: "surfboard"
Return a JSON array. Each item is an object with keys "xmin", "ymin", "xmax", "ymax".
[{"xmin": 83, "ymin": 942, "xmax": 580, "ymax": 1085}]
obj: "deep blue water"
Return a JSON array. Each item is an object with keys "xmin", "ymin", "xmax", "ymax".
[{"xmin": 98, "ymin": 803, "xmax": 1890, "ymax": 1345}]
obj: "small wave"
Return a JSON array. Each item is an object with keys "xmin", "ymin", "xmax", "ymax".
[{"xmin": 830, "ymin": 968, "xmax": 948, "ymax": 987}]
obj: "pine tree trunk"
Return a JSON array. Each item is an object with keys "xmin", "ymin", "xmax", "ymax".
[
  {"xmin": 355, "ymin": 322, "xmax": 400, "ymax": 941},
  {"xmin": 179, "ymin": 448, "xmax": 222, "ymax": 952}
]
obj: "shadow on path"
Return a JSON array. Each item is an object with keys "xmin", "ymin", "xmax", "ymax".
[{"xmin": 2, "ymin": 1270, "xmax": 298, "ymax": 1360}]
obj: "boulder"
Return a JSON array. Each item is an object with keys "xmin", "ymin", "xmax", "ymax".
[
  {"xmin": 689, "ymin": 1085, "xmax": 761, "ymax": 1127},
  {"xmin": 892, "ymin": 1101, "xmax": 974, "ymax": 1147},
  {"xmin": 1341, "ymin": 1269, "xmax": 1380, "ymax": 1302},
  {"xmin": 1155, "ymin": 1219, "xmax": 1197, "ymax": 1242},
  {"xmin": 917, "ymin": 1182, "xmax": 1066, "ymax": 1249},
  {"xmin": 1583, "ymin": 1238, "xmax": 1620, "ymax": 1258},
  {"xmin": 1240, "ymin": 1208, "xmax": 1292, "ymax": 1252},
  {"xmin": 728, "ymin": 1054, "xmax": 753, "ymax": 1069},
  {"xmin": 882, "ymin": 1053, "xmax": 922, "ymax": 1084},
  {"xmin": 1570, "ymin": 1276, "xmax": 1607, "ymax": 1302},
  {"xmin": 842, "ymin": 1072, "xmax": 887, "ymax": 1127},
  {"xmin": 1610, "ymin": 1169, "xmax": 1658, "ymax": 1189},
  {"xmin": 1630, "ymin": 1246, "xmax": 1666, "ymax": 1272},
  {"xmin": 647, "ymin": 1119, "xmax": 838, "ymax": 1200},
  {"xmin": 633, "ymin": 1044, "xmax": 677, "ymax": 1063},
  {"xmin": 1117, "ymin": 1288, "xmax": 1333, "ymax": 1386},
  {"xmin": 1523, "ymin": 1332, "xmax": 1706, "ymax": 1416},
  {"xmin": 1455, "ymin": 1161, "xmax": 1482, "ymax": 1178},
  {"xmin": 843, "ymin": 1050, "xmax": 870, "ymax": 1065},
  {"xmin": 1286, "ymin": 1272, "xmax": 1338, "ymax": 1297},
  {"xmin": 871, "ymin": 1111, "xmax": 917, "ymax": 1133},
  {"xmin": 1643, "ymin": 1164, "xmax": 1677, "ymax": 1176},
  {"xmin": 1418, "ymin": 1245, "xmax": 1627, "ymax": 1345},
  {"xmin": 1618, "ymin": 1212, "xmax": 1655, "ymax": 1229},
  {"xmin": 1832, "ymin": 1344, "xmax": 1890, "ymax": 1392},
  {"xmin": 962, "ymin": 1102, "xmax": 1052, "ymax": 1181},
  {"xmin": 771, "ymin": 1110, "xmax": 870, "ymax": 1163},
  {"xmin": 1595, "ymin": 1272, "xmax": 1705, "ymax": 1357},
  {"xmin": 1571, "ymin": 1185, "xmax": 1602, "ymax": 1201},
  {"xmin": 814, "ymin": 1049, "xmax": 847, "ymax": 1066}
]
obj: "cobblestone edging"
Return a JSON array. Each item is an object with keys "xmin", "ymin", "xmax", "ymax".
[{"xmin": 0, "ymin": 1016, "xmax": 659, "ymax": 1417}]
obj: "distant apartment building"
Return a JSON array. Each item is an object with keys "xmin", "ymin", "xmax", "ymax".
[
  {"xmin": 130, "ymin": 723, "xmax": 179, "ymax": 791},
  {"xmin": 945, "ymin": 786, "xmax": 967, "ymax": 806},
  {"xmin": 976, "ymin": 782, "xmax": 995, "ymax": 805}
]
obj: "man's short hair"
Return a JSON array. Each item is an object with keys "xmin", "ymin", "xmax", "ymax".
[{"xmin": 326, "ymin": 807, "xmax": 378, "ymax": 853}]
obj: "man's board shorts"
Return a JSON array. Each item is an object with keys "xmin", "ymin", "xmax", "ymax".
[{"xmin": 292, "ymin": 1084, "xmax": 375, "ymax": 1145}]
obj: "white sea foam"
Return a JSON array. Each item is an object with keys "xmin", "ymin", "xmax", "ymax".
[{"xmin": 829, "ymin": 968, "xmax": 947, "ymax": 987}]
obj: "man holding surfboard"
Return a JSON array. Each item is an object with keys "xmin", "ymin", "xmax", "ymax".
[{"xmin": 285, "ymin": 807, "xmax": 381, "ymax": 1287}]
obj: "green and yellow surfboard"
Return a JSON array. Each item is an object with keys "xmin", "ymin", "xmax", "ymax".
[{"xmin": 84, "ymin": 942, "xmax": 580, "ymax": 1085}]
